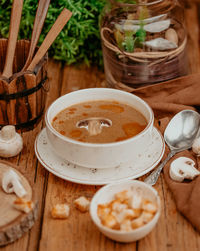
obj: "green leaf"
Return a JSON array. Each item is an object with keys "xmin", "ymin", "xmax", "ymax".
[
  {"xmin": 135, "ymin": 27, "xmax": 146, "ymax": 43},
  {"xmin": 0, "ymin": 0, "xmax": 106, "ymax": 67},
  {"xmin": 124, "ymin": 31, "xmax": 135, "ymax": 52}
]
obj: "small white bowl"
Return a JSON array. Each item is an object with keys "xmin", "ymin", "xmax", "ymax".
[
  {"xmin": 45, "ymin": 88, "xmax": 154, "ymax": 169},
  {"xmin": 90, "ymin": 180, "xmax": 161, "ymax": 243}
]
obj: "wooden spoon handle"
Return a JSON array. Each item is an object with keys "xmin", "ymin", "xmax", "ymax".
[
  {"xmin": 22, "ymin": 0, "xmax": 50, "ymax": 71},
  {"xmin": 2, "ymin": 0, "xmax": 23, "ymax": 78},
  {"xmin": 27, "ymin": 8, "xmax": 72, "ymax": 72}
]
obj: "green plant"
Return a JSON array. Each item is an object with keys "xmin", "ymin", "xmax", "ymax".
[
  {"xmin": 114, "ymin": 5, "xmax": 148, "ymax": 52},
  {"xmin": 0, "ymin": 0, "xmax": 106, "ymax": 66}
]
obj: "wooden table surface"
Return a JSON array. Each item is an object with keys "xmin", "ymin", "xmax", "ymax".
[{"xmin": 1, "ymin": 2, "xmax": 200, "ymax": 251}]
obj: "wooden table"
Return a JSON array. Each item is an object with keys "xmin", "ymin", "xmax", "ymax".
[{"xmin": 1, "ymin": 2, "xmax": 200, "ymax": 250}]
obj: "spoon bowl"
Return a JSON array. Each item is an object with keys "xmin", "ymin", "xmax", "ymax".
[
  {"xmin": 164, "ymin": 110, "xmax": 200, "ymax": 150},
  {"xmin": 144, "ymin": 110, "xmax": 200, "ymax": 186}
]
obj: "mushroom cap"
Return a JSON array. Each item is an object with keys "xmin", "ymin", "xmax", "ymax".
[{"xmin": 0, "ymin": 125, "xmax": 16, "ymax": 141}]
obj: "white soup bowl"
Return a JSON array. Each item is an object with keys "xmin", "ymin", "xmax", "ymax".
[
  {"xmin": 45, "ymin": 88, "xmax": 154, "ymax": 169},
  {"xmin": 90, "ymin": 180, "xmax": 161, "ymax": 242}
]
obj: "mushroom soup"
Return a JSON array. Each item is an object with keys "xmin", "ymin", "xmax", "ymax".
[{"xmin": 52, "ymin": 100, "xmax": 147, "ymax": 144}]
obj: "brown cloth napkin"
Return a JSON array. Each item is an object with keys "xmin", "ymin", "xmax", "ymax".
[{"xmin": 132, "ymin": 73, "xmax": 200, "ymax": 232}]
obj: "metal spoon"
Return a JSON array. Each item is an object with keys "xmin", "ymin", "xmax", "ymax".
[{"xmin": 144, "ymin": 110, "xmax": 200, "ymax": 186}]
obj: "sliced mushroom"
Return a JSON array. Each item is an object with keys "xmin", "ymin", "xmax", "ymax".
[
  {"xmin": 0, "ymin": 125, "xmax": 23, "ymax": 157},
  {"xmin": 2, "ymin": 169, "xmax": 27, "ymax": 197},
  {"xmin": 76, "ymin": 117, "xmax": 112, "ymax": 136},
  {"xmin": 144, "ymin": 38, "xmax": 178, "ymax": 50},
  {"xmin": 144, "ymin": 19, "xmax": 170, "ymax": 33},
  {"xmin": 115, "ymin": 19, "xmax": 170, "ymax": 33},
  {"xmin": 169, "ymin": 157, "xmax": 200, "ymax": 182},
  {"xmin": 192, "ymin": 137, "xmax": 200, "ymax": 156}
]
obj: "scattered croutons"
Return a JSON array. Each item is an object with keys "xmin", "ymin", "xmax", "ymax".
[
  {"xmin": 128, "ymin": 193, "xmax": 142, "ymax": 209},
  {"xmin": 51, "ymin": 203, "xmax": 70, "ymax": 219},
  {"xmin": 97, "ymin": 189, "xmax": 157, "ymax": 232},
  {"xmin": 120, "ymin": 219, "xmax": 132, "ymax": 232},
  {"xmin": 115, "ymin": 190, "xmax": 132, "ymax": 203},
  {"xmin": 74, "ymin": 196, "xmax": 90, "ymax": 213},
  {"xmin": 131, "ymin": 216, "xmax": 144, "ymax": 229},
  {"xmin": 142, "ymin": 200, "xmax": 157, "ymax": 213},
  {"xmin": 141, "ymin": 211, "xmax": 154, "ymax": 223},
  {"xmin": 13, "ymin": 197, "xmax": 34, "ymax": 213}
]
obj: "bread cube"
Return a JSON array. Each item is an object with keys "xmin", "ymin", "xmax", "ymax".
[
  {"xmin": 131, "ymin": 216, "xmax": 144, "ymax": 229},
  {"xmin": 142, "ymin": 200, "xmax": 157, "ymax": 214},
  {"xmin": 128, "ymin": 193, "xmax": 142, "ymax": 209},
  {"xmin": 74, "ymin": 196, "xmax": 90, "ymax": 213},
  {"xmin": 111, "ymin": 201, "xmax": 127, "ymax": 213},
  {"xmin": 102, "ymin": 213, "xmax": 118, "ymax": 229},
  {"xmin": 120, "ymin": 219, "xmax": 132, "ymax": 232},
  {"xmin": 115, "ymin": 190, "xmax": 132, "ymax": 203},
  {"xmin": 13, "ymin": 197, "xmax": 34, "ymax": 213},
  {"xmin": 141, "ymin": 211, "xmax": 154, "ymax": 223},
  {"xmin": 51, "ymin": 203, "xmax": 70, "ymax": 219}
]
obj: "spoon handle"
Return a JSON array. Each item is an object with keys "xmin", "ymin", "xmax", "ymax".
[
  {"xmin": 2, "ymin": 0, "xmax": 23, "ymax": 78},
  {"xmin": 27, "ymin": 8, "xmax": 72, "ymax": 72},
  {"xmin": 144, "ymin": 151, "xmax": 175, "ymax": 186},
  {"xmin": 22, "ymin": 0, "xmax": 50, "ymax": 71}
]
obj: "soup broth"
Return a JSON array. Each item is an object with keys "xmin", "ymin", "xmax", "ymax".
[{"xmin": 52, "ymin": 100, "xmax": 147, "ymax": 143}]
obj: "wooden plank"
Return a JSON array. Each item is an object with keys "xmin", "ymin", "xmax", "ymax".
[
  {"xmin": 38, "ymin": 6, "xmax": 200, "ymax": 248},
  {"xmin": 159, "ymin": 176, "xmax": 200, "ymax": 251},
  {"xmin": 137, "ymin": 179, "xmax": 168, "ymax": 251},
  {"xmin": 26, "ymin": 60, "xmax": 62, "ymax": 251},
  {"xmin": 39, "ymin": 65, "xmax": 126, "ymax": 251},
  {"xmin": 0, "ymin": 60, "xmax": 62, "ymax": 251},
  {"xmin": 1, "ymin": 2, "xmax": 200, "ymax": 250},
  {"xmin": 60, "ymin": 65, "xmax": 104, "ymax": 94},
  {"xmin": 39, "ymin": 65, "xmax": 137, "ymax": 251}
]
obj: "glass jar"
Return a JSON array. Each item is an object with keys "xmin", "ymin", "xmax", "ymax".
[{"xmin": 100, "ymin": 0, "xmax": 188, "ymax": 89}]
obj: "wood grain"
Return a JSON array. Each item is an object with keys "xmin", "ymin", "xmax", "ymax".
[
  {"xmin": 2, "ymin": 0, "xmax": 23, "ymax": 78},
  {"xmin": 22, "ymin": 0, "xmax": 50, "ymax": 71},
  {"xmin": 1, "ymin": 1, "xmax": 200, "ymax": 250}
]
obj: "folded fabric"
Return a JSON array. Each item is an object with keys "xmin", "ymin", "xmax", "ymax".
[
  {"xmin": 164, "ymin": 150, "xmax": 200, "ymax": 232},
  {"xmin": 133, "ymin": 73, "xmax": 200, "ymax": 119},
  {"xmin": 131, "ymin": 74, "xmax": 200, "ymax": 232}
]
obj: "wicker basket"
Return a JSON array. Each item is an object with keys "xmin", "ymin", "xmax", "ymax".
[{"xmin": 0, "ymin": 39, "xmax": 48, "ymax": 131}]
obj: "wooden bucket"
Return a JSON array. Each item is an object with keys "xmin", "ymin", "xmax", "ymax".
[{"xmin": 0, "ymin": 39, "xmax": 48, "ymax": 131}]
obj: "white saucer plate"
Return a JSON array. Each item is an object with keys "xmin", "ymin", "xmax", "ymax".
[{"xmin": 35, "ymin": 127, "xmax": 165, "ymax": 185}]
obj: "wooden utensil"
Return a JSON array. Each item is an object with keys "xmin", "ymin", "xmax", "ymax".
[
  {"xmin": 27, "ymin": 8, "xmax": 72, "ymax": 72},
  {"xmin": 2, "ymin": 0, "xmax": 23, "ymax": 78},
  {"xmin": 22, "ymin": 0, "xmax": 50, "ymax": 71}
]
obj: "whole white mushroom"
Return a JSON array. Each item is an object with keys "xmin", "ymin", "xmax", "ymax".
[{"xmin": 0, "ymin": 125, "xmax": 23, "ymax": 157}]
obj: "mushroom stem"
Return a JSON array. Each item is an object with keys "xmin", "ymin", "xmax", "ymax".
[{"xmin": 2, "ymin": 170, "xmax": 27, "ymax": 197}]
